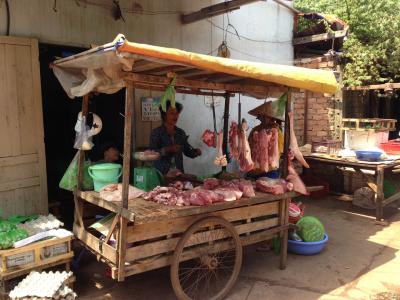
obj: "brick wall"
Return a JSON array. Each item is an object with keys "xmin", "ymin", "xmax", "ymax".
[{"xmin": 292, "ymin": 56, "xmax": 342, "ymax": 145}]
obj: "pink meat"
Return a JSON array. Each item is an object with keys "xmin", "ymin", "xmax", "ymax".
[
  {"xmin": 286, "ymin": 151, "xmax": 309, "ymax": 195},
  {"xmin": 288, "ymin": 112, "xmax": 310, "ymax": 168},
  {"xmin": 238, "ymin": 123, "xmax": 254, "ymax": 172},
  {"xmin": 203, "ymin": 178, "xmax": 220, "ymax": 190},
  {"xmin": 251, "ymin": 131, "xmax": 260, "ymax": 169},
  {"xmin": 269, "ymin": 128, "xmax": 280, "ymax": 169},
  {"xmin": 258, "ymin": 129, "xmax": 271, "ymax": 172},
  {"xmin": 229, "ymin": 122, "xmax": 239, "ymax": 160},
  {"xmin": 202, "ymin": 129, "xmax": 216, "ymax": 148},
  {"xmin": 214, "ymin": 188, "xmax": 237, "ymax": 202},
  {"xmin": 219, "ymin": 181, "xmax": 243, "ymax": 199},
  {"xmin": 236, "ymin": 179, "xmax": 256, "ymax": 198},
  {"xmin": 256, "ymin": 178, "xmax": 291, "ymax": 195}
]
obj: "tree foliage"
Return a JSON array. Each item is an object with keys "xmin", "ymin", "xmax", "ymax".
[{"xmin": 294, "ymin": 0, "xmax": 400, "ymax": 86}]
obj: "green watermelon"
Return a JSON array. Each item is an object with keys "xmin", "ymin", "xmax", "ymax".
[{"xmin": 296, "ymin": 216, "xmax": 325, "ymax": 242}]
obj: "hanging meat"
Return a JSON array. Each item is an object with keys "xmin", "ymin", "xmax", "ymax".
[
  {"xmin": 238, "ymin": 120, "xmax": 254, "ymax": 172},
  {"xmin": 286, "ymin": 151, "xmax": 309, "ymax": 195},
  {"xmin": 214, "ymin": 131, "xmax": 227, "ymax": 167},
  {"xmin": 269, "ymin": 128, "xmax": 280, "ymax": 169},
  {"xmin": 251, "ymin": 131, "xmax": 260, "ymax": 169},
  {"xmin": 258, "ymin": 129, "xmax": 271, "ymax": 172},
  {"xmin": 202, "ymin": 129, "xmax": 216, "ymax": 148},
  {"xmin": 288, "ymin": 111, "xmax": 310, "ymax": 168},
  {"xmin": 229, "ymin": 121, "xmax": 239, "ymax": 160}
]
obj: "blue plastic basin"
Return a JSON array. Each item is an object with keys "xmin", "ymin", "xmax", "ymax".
[
  {"xmin": 288, "ymin": 234, "xmax": 329, "ymax": 255},
  {"xmin": 355, "ymin": 150, "xmax": 382, "ymax": 162}
]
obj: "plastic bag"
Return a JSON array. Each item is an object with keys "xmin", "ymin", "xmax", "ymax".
[
  {"xmin": 74, "ymin": 115, "xmax": 94, "ymax": 150},
  {"xmin": 0, "ymin": 229, "xmax": 29, "ymax": 249},
  {"xmin": 59, "ymin": 152, "xmax": 94, "ymax": 191}
]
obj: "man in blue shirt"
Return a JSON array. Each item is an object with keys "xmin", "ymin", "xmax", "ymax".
[{"xmin": 149, "ymin": 101, "xmax": 201, "ymax": 174}]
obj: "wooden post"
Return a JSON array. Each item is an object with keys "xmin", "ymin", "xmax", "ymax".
[
  {"xmin": 280, "ymin": 197, "xmax": 289, "ymax": 270},
  {"xmin": 282, "ymin": 90, "xmax": 291, "ymax": 178},
  {"xmin": 222, "ymin": 92, "xmax": 230, "ymax": 171},
  {"xmin": 117, "ymin": 82, "xmax": 134, "ymax": 282},
  {"xmin": 375, "ymin": 167, "xmax": 384, "ymax": 222},
  {"xmin": 74, "ymin": 94, "xmax": 89, "ymax": 229}
]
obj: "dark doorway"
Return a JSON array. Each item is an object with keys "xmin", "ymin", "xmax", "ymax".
[{"xmin": 39, "ymin": 43, "xmax": 125, "ymax": 229}]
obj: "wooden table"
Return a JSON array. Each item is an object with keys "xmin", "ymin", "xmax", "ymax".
[{"xmin": 305, "ymin": 155, "xmax": 400, "ymax": 222}]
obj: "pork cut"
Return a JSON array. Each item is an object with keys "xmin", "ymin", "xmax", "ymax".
[
  {"xmin": 251, "ymin": 131, "xmax": 260, "ymax": 169},
  {"xmin": 203, "ymin": 178, "xmax": 220, "ymax": 190},
  {"xmin": 229, "ymin": 122, "xmax": 239, "ymax": 160},
  {"xmin": 202, "ymin": 129, "xmax": 216, "ymax": 148},
  {"xmin": 288, "ymin": 112, "xmax": 310, "ymax": 168},
  {"xmin": 238, "ymin": 120, "xmax": 254, "ymax": 172},
  {"xmin": 258, "ymin": 129, "xmax": 271, "ymax": 172},
  {"xmin": 256, "ymin": 178, "xmax": 293, "ymax": 195},
  {"xmin": 235, "ymin": 179, "xmax": 256, "ymax": 198},
  {"xmin": 214, "ymin": 188, "xmax": 237, "ymax": 202},
  {"xmin": 269, "ymin": 128, "xmax": 280, "ymax": 169},
  {"xmin": 286, "ymin": 151, "xmax": 309, "ymax": 195}
]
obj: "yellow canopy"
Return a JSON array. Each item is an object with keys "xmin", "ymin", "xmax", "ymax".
[{"xmin": 118, "ymin": 38, "xmax": 338, "ymax": 94}]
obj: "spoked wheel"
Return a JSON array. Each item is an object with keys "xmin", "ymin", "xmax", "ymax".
[{"xmin": 171, "ymin": 216, "xmax": 242, "ymax": 300}]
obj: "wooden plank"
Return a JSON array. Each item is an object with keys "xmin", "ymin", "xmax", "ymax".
[
  {"xmin": 30, "ymin": 38, "xmax": 48, "ymax": 214},
  {"xmin": 16, "ymin": 45, "xmax": 36, "ymax": 155},
  {"xmin": 126, "ymin": 217, "xmax": 278, "ymax": 261},
  {"xmin": 73, "ymin": 224, "xmax": 117, "ymax": 264},
  {"xmin": 0, "ymin": 36, "xmax": 31, "ymax": 46},
  {"xmin": 0, "ymin": 257, "xmax": 72, "ymax": 282},
  {"xmin": 0, "ymin": 236, "xmax": 73, "ymax": 256},
  {"xmin": 293, "ymin": 30, "xmax": 348, "ymax": 45},
  {"xmin": 0, "ymin": 154, "xmax": 38, "ymax": 167},
  {"xmin": 78, "ymin": 191, "xmax": 135, "ymax": 221},
  {"xmin": 127, "ymin": 201, "xmax": 279, "ymax": 243},
  {"xmin": 124, "ymin": 224, "xmax": 288, "ymax": 277},
  {"xmin": 181, "ymin": 0, "xmax": 260, "ymax": 24},
  {"xmin": 133, "ymin": 82, "xmax": 232, "ymax": 97},
  {"xmin": 375, "ymin": 167, "xmax": 384, "ymax": 221},
  {"xmin": 118, "ymin": 83, "xmax": 135, "ymax": 282},
  {"xmin": 14, "ymin": 186, "xmax": 41, "ymax": 216},
  {"xmin": 280, "ymin": 198, "xmax": 289, "ymax": 270},
  {"xmin": 0, "ymin": 44, "xmax": 12, "ymax": 158},
  {"xmin": 382, "ymin": 191, "xmax": 400, "ymax": 206},
  {"xmin": 343, "ymin": 82, "xmax": 400, "ymax": 91},
  {"xmin": 0, "ymin": 163, "xmax": 39, "ymax": 184},
  {"xmin": 0, "ymin": 177, "xmax": 39, "ymax": 192},
  {"xmin": 5, "ymin": 44, "xmax": 21, "ymax": 157},
  {"xmin": 122, "ymin": 72, "xmax": 278, "ymax": 96}
]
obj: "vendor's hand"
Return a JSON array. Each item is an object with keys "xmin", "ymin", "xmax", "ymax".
[
  {"xmin": 195, "ymin": 149, "xmax": 202, "ymax": 157},
  {"xmin": 165, "ymin": 144, "xmax": 181, "ymax": 154}
]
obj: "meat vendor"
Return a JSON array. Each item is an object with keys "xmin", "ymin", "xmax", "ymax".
[
  {"xmin": 149, "ymin": 100, "xmax": 202, "ymax": 174},
  {"xmin": 246, "ymin": 100, "xmax": 284, "ymax": 179}
]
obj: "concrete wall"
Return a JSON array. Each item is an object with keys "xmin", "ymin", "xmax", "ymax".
[{"xmin": 1, "ymin": 0, "xmax": 294, "ymax": 176}]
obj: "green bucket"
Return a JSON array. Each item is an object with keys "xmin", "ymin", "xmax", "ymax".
[{"xmin": 88, "ymin": 163, "xmax": 122, "ymax": 192}]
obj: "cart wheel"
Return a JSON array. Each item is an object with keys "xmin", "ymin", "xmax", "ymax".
[{"xmin": 171, "ymin": 216, "xmax": 242, "ymax": 300}]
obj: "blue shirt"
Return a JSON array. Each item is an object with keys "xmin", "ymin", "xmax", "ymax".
[{"xmin": 149, "ymin": 125, "xmax": 198, "ymax": 174}]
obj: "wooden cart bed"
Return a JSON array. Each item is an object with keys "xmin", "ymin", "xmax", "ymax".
[{"xmin": 74, "ymin": 190, "xmax": 297, "ymax": 280}]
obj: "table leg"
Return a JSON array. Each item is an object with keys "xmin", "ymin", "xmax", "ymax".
[{"xmin": 375, "ymin": 167, "xmax": 384, "ymax": 222}]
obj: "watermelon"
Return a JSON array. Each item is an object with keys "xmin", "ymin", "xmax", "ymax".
[{"xmin": 296, "ymin": 216, "xmax": 325, "ymax": 242}]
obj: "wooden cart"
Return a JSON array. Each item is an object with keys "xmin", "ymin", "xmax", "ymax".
[{"xmin": 52, "ymin": 36, "xmax": 337, "ymax": 299}]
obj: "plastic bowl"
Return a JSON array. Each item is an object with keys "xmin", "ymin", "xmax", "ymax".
[
  {"xmin": 288, "ymin": 233, "xmax": 329, "ymax": 255},
  {"xmin": 355, "ymin": 150, "xmax": 382, "ymax": 162}
]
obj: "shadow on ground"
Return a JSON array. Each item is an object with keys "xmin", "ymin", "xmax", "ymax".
[{"xmin": 74, "ymin": 196, "xmax": 400, "ymax": 300}]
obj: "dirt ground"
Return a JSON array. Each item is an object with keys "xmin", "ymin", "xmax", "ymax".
[{"xmin": 73, "ymin": 196, "xmax": 400, "ymax": 300}]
